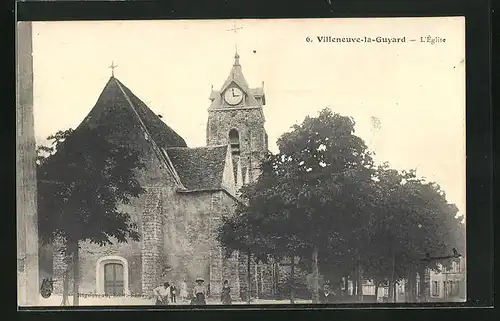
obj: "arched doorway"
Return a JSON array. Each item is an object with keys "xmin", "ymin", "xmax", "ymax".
[{"xmin": 96, "ymin": 256, "xmax": 130, "ymax": 296}]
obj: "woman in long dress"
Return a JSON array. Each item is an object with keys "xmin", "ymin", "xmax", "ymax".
[
  {"xmin": 221, "ymin": 280, "xmax": 232, "ymax": 305},
  {"xmin": 180, "ymin": 280, "xmax": 188, "ymax": 301},
  {"xmin": 191, "ymin": 278, "xmax": 207, "ymax": 305}
]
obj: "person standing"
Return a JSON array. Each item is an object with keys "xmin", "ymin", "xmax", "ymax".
[
  {"xmin": 319, "ymin": 283, "xmax": 335, "ymax": 303},
  {"xmin": 191, "ymin": 277, "xmax": 207, "ymax": 305},
  {"xmin": 180, "ymin": 279, "xmax": 188, "ymax": 301},
  {"xmin": 221, "ymin": 280, "xmax": 232, "ymax": 305},
  {"xmin": 153, "ymin": 282, "xmax": 170, "ymax": 305},
  {"xmin": 170, "ymin": 284, "xmax": 177, "ymax": 303}
]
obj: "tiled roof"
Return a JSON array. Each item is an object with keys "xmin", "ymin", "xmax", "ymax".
[
  {"xmin": 74, "ymin": 76, "xmax": 187, "ymax": 188},
  {"xmin": 166, "ymin": 146, "xmax": 228, "ymax": 191},
  {"xmin": 113, "ymin": 78, "xmax": 187, "ymax": 148},
  {"xmin": 78, "ymin": 77, "xmax": 187, "ymax": 149},
  {"xmin": 250, "ymin": 87, "xmax": 264, "ymax": 97}
]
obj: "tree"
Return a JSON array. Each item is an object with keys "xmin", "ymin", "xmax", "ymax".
[
  {"xmin": 217, "ymin": 207, "xmax": 271, "ymax": 304},
  {"xmin": 37, "ymin": 126, "xmax": 145, "ymax": 305},
  {"xmin": 244, "ymin": 154, "xmax": 310, "ymax": 303},
  {"xmin": 362, "ymin": 165, "xmax": 465, "ymax": 302},
  {"xmin": 218, "ymin": 107, "xmax": 465, "ymax": 304},
  {"xmin": 219, "ymin": 108, "xmax": 376, "ymax": 303},
  {"xmin": 273, "ymin": 108, "xmax": 375, "ymax": 302}
]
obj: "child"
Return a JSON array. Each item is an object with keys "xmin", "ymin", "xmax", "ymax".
[{"xmin": 170, "ymin": 284, "xmax": 177, "ymax": 303}]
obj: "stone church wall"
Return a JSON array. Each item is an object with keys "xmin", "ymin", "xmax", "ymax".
[
  {"xmin": 52, "ymin": 200, "xmax": 144, "ymax": 296},
  {"xmin": 159, "ymin": 190, "xmax": 239, "ymax": 300},
  {"xmin": 207, "ymin": 108, "xmax": 267, "ymax": 182},
  {"xmin": 160, "ymin": 190, "xmax": 212, "ymax": 292},
  {"xmin": 211, "ymin": 191, "xmax": 240, "ymax": 299},
  {"xmin": 51, "ymin": 118, "xmax": 179, "ymax": 297}
]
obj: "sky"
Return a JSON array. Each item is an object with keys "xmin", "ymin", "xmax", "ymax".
[{"xmin": 31, "ymin": 18, "xmax": 465, "ymax": 216}]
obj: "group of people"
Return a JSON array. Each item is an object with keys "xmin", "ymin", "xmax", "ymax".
[
  {"xmin": 153, "ymin": 279, "xmax": 188, "ymax": 305},
  {"xmin": 153, "ymin": 278, "xmax": 232, "ymax": 305}
]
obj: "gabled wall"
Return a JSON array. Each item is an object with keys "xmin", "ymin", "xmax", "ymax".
[{"xmin": 51, "ymin": 107, "xmax": 179, "ymax": 297}]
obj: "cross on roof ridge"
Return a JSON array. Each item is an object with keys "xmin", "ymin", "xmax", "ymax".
[{"xmin": 109, "ymin": 61, "xmax": 118, "ymax": 77}]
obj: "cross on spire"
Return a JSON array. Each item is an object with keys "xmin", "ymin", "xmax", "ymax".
[
  {"xmin": 226, "ymin": 22, "xmax": 243, "ymax": 53},
  {"xmin": 109, "ymin": 61, "xmax": 118, "ymax": 77}
]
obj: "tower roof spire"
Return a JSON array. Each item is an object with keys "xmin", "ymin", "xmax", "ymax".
[{"xmin": 234, "ymin": 51, "xmax": 240, "ymax": 66}]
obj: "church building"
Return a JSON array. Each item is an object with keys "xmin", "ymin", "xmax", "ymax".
[{"xmin": 50, "ymin": 52, "xmax": 276, "ymax": 300}]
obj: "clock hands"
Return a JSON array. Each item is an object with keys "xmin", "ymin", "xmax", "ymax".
[{"xmin": 232, "ymin": 88, "xmax": 240, "ymax": 98}]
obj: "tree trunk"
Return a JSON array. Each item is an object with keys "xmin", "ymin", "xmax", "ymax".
[
  {"xmin": 275, "ymin": 262, "xmax": 279, "ymax": 297},
  {"xmin": 390, "ymin": 250, "xmax": 396, "ymax": 302},
  {"xmin": 351, "ymin": 269, "xmax": 355, "ymax": 296},
  {"xmin": 247, "ymin": 251, "xmax": 251, "ymax": 304},
  {"xmin": 408, "ymin": 266, "xmax": 417, "ymax": 303},
  {"xmin": 388, "ymin": 280, "xmax": 393, "ymax": 303},
  {"xmin": 255, "ymin": 264, "xmax": 259, "ymax": 300},
  {"xmin": 61, "ymin": 265, "xmax": 70, "ymax": 306},
  {"xmin": 374, "ymin": 283, "xmax": 379, "ymax": 302},
  {"xmin": 272, "ymin": 260, "xmax": 278, "ymax": 297},
  {"xmin": 289, "ymin": 255, "xmax": 295, "ymax": 304},
  {"xmin": 417, "ymin": 265, "xmax": 427, "ymax": 302},
  {"xmin": 356, "ymin": 263, "xmax": 363, "ymax": 302},
  {"xmin": 311, "ymin": 246, "xmax": 320, "ymax": 303},
  {"xmin": 404, "ymin": 270, "xmax": 410, "ymax": 302},
  {"xmin": 71, "ymin": 242, "xmax": 80, "ymax": 306}
]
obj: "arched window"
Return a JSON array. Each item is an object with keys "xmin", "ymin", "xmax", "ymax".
[{"xmin": 229, "ymin": 129, "xmax": 240, "ymax": 155}]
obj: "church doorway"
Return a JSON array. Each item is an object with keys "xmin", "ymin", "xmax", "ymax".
[
  {"xmin": 96, "ymin": 255, "xmax": 130, "ymax": 296},
  {"xmin": 104, "ymin": 263, "xmax": 124, "ymax": 296}
]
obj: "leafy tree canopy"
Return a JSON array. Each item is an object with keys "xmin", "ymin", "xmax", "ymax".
[{"xmin": 37, "ymin": 126, "xmax": 145, "ymax": 249}]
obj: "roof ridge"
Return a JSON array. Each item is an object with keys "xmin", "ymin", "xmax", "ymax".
[{"xmin": 113, "ymin": 77, "xmax": 186, "ymax": 189}]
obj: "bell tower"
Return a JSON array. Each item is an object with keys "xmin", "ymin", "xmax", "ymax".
[{"xmin": 206, "ymin": 52, "xmax": 268, "ymax": 186}]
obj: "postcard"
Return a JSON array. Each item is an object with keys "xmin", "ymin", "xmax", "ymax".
[{"xmin": 17, "ymin": 17, "xmax": 466, "ymax": 307}]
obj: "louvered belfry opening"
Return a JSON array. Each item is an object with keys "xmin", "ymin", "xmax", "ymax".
[
  {"xmin": 229, "ymin": 128, "xmax": 240, "ymax": 182},
  {"xmin": 229, "ymin": 129, "xmax": 240, "ymax": 155}
]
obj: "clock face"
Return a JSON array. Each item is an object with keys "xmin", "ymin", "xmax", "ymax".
[{"xmin": 224, "ymin": 87, "xmax": 244, "ymax": 105}]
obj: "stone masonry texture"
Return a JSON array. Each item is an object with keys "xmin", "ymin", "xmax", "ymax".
[{"xmin": 207, "ymin": 108, "xmax": 267, "ymax": 184}]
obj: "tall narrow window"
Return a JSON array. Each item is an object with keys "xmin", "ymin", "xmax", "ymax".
[{"xmin": 229, "ymin": 129, "xmax": 240, "ymax": 155}]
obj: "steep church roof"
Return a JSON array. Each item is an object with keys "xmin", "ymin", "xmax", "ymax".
[
  {"xmin": 166, "ymin": 146, "xmax": 228, "ymax": 191},
  {"xmin": 78, "ymin": 77, "xmax": 187, "ymax": 149},
  {"xmin": 75, "ymin": 76, "xmax": 187, "ymax": 188}
]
